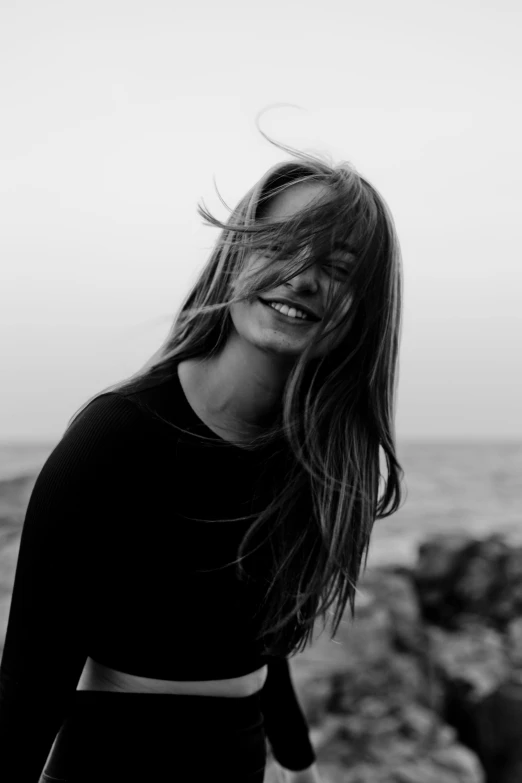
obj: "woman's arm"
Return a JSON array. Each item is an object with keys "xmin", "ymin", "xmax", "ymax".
[
  {"xmin": 260, "ymin": 655, "xmax": 317, "ymax": 774},
  {"xmin": 0, "ymin": 394, "xmax": 138, "ymax": 782}
]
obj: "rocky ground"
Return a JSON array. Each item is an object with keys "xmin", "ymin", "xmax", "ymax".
[{"xmin": 264, "ymin": 532, "xmax": 522, "ymax": 783}]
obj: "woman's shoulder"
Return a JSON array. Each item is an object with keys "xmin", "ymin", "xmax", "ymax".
[
  {"xmin": 22, "ymin": 395, "xmax": 145, "ymax": 504},
  {"xmin": 68, "ymin": 391, "xmax": 151, "ymax": 436},
  {"xmin": 44, "ymin": 393, "xmax": 148, "ymax": 473},
  {"xmin": 71, "ymin": 364, "xmax": 179, "ymax": 431},
  {"xmin": 66, "ymin": 371, "xmax": 186, "ymax": 452}
]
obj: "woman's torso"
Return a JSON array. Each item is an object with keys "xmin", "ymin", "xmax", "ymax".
[
  {"xmin": 77, "ymin": 657, "xmax": 268, "ymax": 697},
  {"xmin": 73, "ymin": 371, "xmax": 274, "ymax": 700}
]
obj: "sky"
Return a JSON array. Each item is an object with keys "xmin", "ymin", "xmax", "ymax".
[{"xmin": 1, "ymin": 0, "xmax": 521, "ymax": 443}]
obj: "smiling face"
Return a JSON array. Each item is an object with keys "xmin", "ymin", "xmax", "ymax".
[{"xmin": 229, "ymin": 180, "xmax": 355, "ymax": 362}]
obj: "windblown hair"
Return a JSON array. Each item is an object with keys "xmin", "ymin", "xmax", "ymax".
[{"xmin": 67, "ymin": 121, "xmax": 405, "ymax": 658}]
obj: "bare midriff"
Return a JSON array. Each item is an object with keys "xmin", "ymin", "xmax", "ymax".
[{"xmin": 76, "ymin": 656, "xmax": 268, "ymax": 697}]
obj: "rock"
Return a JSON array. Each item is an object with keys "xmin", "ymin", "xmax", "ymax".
[
  {"xmin": 412, "ymin": 533, "xmax": 522, "ymax": 631},
  {"xmin": 402, "ymin": 532, "xmax": 522, "ymax": 781},
  {"xmin": 428, "ymin": 623, "xmax": 509, "ymax": 700},
  {"xmin": 310, "ymin": 709, "xmax": 485, "ymax": 782},
  {"xmin": 505, "ymin": 617, "xmax": 522, "ymax": 672},
  {"xmin": 296, "ymin": 674, "xmax": 336, "ymax": 727},
  {"xmin": 473, "ymin": 678, "xmax": 522, "ymax": 783},
  {"xmin": 357, "ymin": 567, "xmax": 425, "ymax": 654},
  {"xmin": 452, "ymin": 538, "xmax": 508, "ymax": 614},
  {"xmin": 290, "ymin": 563, "xmax": 484, "ymax": 783},
  {"xmin": 490, "ymin": 546, "xmax": 522, "ymax": 626}
]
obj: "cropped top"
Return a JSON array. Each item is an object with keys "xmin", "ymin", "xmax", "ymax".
[{"xmin": 0, "ymin": 363, "xmax": 316, "ymax": 781}]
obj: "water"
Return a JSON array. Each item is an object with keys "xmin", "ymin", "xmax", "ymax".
[
  {"xmin": 0, "ymin": 442, "xmax": 56, "ymax": 481},
  {"xmin": 369, "ymin": 440, "xmax": 522, "ymax": 567},
  {"xmin": 0, "ymin": 440, "xmax": 521, "ymax": 568}
]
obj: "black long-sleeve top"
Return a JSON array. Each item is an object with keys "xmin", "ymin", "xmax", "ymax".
[{"xmin": 0, "ymin": 364, "xmax": 316, "ymax": 781}]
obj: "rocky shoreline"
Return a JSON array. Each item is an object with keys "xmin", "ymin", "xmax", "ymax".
[{"xmin": 265, "ymin": 533, "xmax": 522, "ymax": 783}]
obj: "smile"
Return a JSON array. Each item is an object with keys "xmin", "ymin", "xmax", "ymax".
[{"xmin": 257, "ymin": 298, "xmax": 317, "ymax": 326}]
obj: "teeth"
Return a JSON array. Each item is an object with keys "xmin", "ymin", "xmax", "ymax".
[{"xmin": 268, "ymin": 301, "xmax": 309, "ymax": 320}]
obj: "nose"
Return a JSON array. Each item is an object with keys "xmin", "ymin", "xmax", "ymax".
[{"xmin": 286, "ymin": 258, "xmax": 320, "ymax": 292}]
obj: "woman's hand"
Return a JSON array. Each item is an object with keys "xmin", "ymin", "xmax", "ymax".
[{"xmin": 279, "ymin": 761, "xmax": 324, "ymax": 783}]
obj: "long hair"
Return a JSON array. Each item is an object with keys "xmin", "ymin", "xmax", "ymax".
[{"xmin": 67, "ymin": 124, "xmax": 405, "ymax": 658}]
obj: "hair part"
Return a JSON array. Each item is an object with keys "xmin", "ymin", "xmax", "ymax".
[{"xmin": 66, "ymin": 117, "xmax": 405, "ymax": 657}]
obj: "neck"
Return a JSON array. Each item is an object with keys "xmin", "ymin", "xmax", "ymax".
[{"xmin": 181, "ymin": 333, "xmax": 295, "ymax": 439}]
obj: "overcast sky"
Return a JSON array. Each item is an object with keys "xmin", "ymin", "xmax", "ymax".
[{"xmin": 1, "ymin": 0, "xmax": 521, "ymax": 443}]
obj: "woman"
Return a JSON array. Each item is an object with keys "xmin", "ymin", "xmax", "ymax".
[{"xmin": 0, "ymin": 129, "xmax": 404, "ymax": 782}]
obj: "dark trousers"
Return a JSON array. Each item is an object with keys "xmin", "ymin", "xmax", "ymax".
[{"xmin": 39, "ymin": 689, "xmax": 267, "ymax": 782}]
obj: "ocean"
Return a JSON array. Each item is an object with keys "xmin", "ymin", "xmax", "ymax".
[{"xmin": 0, "ymin": 440, "xmax": 521, "ymax": 569}]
